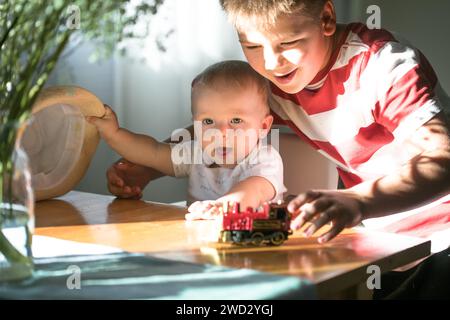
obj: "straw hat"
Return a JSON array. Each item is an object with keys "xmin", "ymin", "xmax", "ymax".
[{"xmin": 20, "ymin": 86, "xmax": 105, "ymax": 201}]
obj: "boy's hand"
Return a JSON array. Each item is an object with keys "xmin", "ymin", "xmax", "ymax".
[
  {"xmin": 186, "ymin": 200, "xmax": 223, "ymax": 220},
  {"xmin": 106, "ymin": 159, "xmax": 148, "ymax": 199},
  {"xmin": 86, "ymin": 104, "xmax": 119, "ymax": 141},
  {"xmin": 288, "ymin": 190, "xmax": 364, "ymax": 243}
]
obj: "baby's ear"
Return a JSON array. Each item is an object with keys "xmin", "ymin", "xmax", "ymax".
[
  {"xmin": 262, "ymin": 114, "xmax": 273, "ymax": 130},
  {"xmin": 260, "ymin": 115, "xmax": 274, "ymax": 138}
]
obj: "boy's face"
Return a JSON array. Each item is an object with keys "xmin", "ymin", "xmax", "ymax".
[
  {"xmin": 192, "ymin": 85, "xmax": 273, "ymax": 167},
  {"xmin": 237, "ymin": 6, "xmax": 336, "ymax": 94}
]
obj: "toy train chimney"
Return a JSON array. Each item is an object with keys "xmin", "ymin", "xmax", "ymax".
[
  {"xmin": 232, "ymin": 202, "xmax": 240, "ymax": 214},
  {"xmin": 263, "ymin": 203, "xmax": 270, "ymax": 215}
]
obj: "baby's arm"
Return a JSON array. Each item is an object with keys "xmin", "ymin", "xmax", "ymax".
[{"xmin": 86, "ymin": 106, "xmax": 175, "ymax": 176}]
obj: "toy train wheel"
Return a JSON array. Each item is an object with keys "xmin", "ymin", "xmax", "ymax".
[
  {"xmin": 220, "ymin": 231, "xmax": 232, "ymax": 243},
  {"xmin": 250, "ymin": 232, "xmax": 264, "ymax": 245},
  {"xmin": 270, "ymin": 232, "xmax": 285, "ymax": 245}
]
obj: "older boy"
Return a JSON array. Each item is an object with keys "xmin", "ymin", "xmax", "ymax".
[
  {"xmin": 221, "ymin": 0, "xmax": 450, "ymax": 299},
  {"xmin": 220, "ymin": 0, "xmax": 450, "ymax": 247}
]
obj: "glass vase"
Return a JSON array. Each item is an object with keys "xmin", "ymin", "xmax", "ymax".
[{"xmin": 0, "ymin": 139, "xmax": 34, "ymax": 282}]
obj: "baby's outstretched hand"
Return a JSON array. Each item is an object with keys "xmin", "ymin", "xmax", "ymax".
[
  {"xmin": 86, "ymin": 104, "xmax": 119, "ymax": 141},
  {"xmin": 186, "ymin": 200, "xmax": 223, "ymax": 220}
]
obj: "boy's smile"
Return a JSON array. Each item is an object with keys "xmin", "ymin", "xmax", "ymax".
[
  {"xmin": 273, "ymin": 68, "xmax": 298, "ymax": 85},
  {"xmin": 237, "ymin": 3, "xmax": 338, "ymax": 94}
]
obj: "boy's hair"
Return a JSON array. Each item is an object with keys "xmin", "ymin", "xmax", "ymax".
[
  {"xmin": 191, "ymin": 60, "xmax": 270, "ymax": 114},
  {"xmin": 219, "ymin": 0, "xmax": 328, "ymax": 30}
]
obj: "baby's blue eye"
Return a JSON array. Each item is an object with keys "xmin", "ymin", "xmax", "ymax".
[
  {"xmin": 231, "ymin": 118, "xmax": 242, "ymax": 124},
  {"xmin": 202, "ymin": 119, "xmax": 214, "ymax": 125}
]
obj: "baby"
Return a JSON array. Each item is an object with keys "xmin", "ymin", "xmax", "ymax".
[{"xmin": 87, "ymin": 60, "xmax": 286, "ymax": 219}]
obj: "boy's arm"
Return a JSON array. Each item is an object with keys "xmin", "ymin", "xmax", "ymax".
[
  {"xmin": 351, "ymin": 112, "xmax": 450, "ymax": 218},
  {"xmin": 289, "ymin": 112, "xmax": 450, "ymax": 242},
  {"xmin": 218, "ymin": 176, "xmax": 276, "ymax": 209}
]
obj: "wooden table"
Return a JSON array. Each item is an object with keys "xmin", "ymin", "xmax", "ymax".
[{"xmin": 35, "ymin": 191, "xmax": 431, "ymax": 299}]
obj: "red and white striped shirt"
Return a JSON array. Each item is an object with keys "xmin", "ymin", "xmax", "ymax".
[{"xmin": 270, "ymin": 23, "xmax": 450, "ymax": 252}]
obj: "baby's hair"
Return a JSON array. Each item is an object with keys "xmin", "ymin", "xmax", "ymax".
[
  {"xmin": 219, "ymin": 0, "xmax": 328, "ymax": 31},
  {"xmin": 191, "ymin": 60, "xmax": 270, "ymax": 114}
]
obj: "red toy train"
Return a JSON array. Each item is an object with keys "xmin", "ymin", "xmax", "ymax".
[{"xmin": 219, "ymin": 201, "xmax": 293, "ymax": 246}]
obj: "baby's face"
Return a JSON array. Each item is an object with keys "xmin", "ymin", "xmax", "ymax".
[{"xmin": 192, "ymin": 86, "xmax": 272, "ymax": 167}]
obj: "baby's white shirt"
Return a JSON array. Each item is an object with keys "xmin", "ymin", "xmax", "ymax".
[{"xmin": 171, "ymin": 141, "xmax": 286, "ymax": 204}]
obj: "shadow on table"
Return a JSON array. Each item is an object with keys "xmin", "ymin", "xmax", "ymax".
[{"xmin": 0, "ymin": 252, "xmax": 316, "ymax": 300}]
